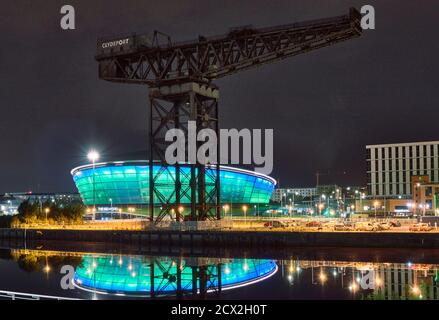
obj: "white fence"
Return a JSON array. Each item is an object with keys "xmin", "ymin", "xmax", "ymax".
[{"xmin": 0, "ymin": 290, "xmax": 80, "ymax": 300}]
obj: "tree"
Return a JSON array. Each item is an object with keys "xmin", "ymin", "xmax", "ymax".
[{"xmin": 17, "ymin": 199, "xmax": 39, "ymax": 224}]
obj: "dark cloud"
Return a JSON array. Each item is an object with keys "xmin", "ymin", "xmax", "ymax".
[{"xmin": 0, "ymin": 0, "xmax": 438, "ymax": 192}]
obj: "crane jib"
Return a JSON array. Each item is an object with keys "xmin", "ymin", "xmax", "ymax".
[{"xmin": 95, "ymin": 7, "xmax": 362, "ymax": 86}]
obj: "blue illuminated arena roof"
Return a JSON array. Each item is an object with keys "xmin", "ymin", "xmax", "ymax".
[{"xmin": 71, "ymin": 161, "xmax": 276, "ymax": 205}]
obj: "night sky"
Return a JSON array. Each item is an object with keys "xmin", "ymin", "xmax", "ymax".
[{"xmin": 1, "ymin": 0, "xmax": 438, "ymax": 193}]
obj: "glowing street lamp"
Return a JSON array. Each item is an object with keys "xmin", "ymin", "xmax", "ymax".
[
  {"xmin": 87, "ymin": 150, "xmax": 100, "ymax": 221},
  {"xmin": 223, "ymin": 204, "xmax": 230, "ymax": 219},
  {"xmin": 177, "ymin": 206, "xmax": 184, "ymax": 221},
  {"xmin": 375, "ymin": 277, "xmax": 382, "ymax": 287},
  {"xmin": 373, "ymin": 201, "xmax": 380, "ymax": 220},
  {"xmin": 242, "ymin": 205, "xmax": 248, "ymax": 222},
  {"xmin": 44, "ymin": 207, "xmax": 50, "ymax": 224},
  {"xmin": 349, "ymin": 282, "xmax": 358, "ymax": 292},
  {"xmin": 412, "ymin": 285, "xmax": 420, "ymax": 295},
  {"xmin": 319, "ymin": 271, "xmax": 327, "ymax": 284},
  {"xmin": 87, "ymin": 150, "xmax": 99, "ymax": 162},
  {"xmin": 318, "ymin": 203, "xmax": 324, "ymax": 215}
]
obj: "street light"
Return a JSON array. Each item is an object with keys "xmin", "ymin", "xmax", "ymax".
[
  {"xmin": 178, "ymin": 206, "xmax": 184, "ymax": 221},
  {"xmin": 319, "ymin": 271, "xmax": 327, "ymax": 284},
  {"xmin": 44, "ymin": 207, "xmax": 50, "ymax": 224},
  {"xmin": 373, "ymin": 201, "xmax": 380, "ymax": 220},
  {"xmin": 242, "ymin": 205, "xmax": 248, "ymax": 223},
  {"xmin": 318, "ymin": 203, "xmax": 324, "ymax": 215},
  {"xmin": 87, "ymin": 150, "xmax": 100, "ymax": 221},
  {"xmin": 223, "ymin": 204, "xmax": 230, "ymax": 219}
]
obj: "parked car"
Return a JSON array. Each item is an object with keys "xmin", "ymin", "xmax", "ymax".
[
  {"xmin": 264, "ymin": 221, "xmax": 288, "ymax": 228},
  {"xmin": 322, "ymin": 220, "xmax": 338, "ymax": 229},
  {"xmin": 355, "ymin": 222, "xmax": 377, "ymax": 231},
  {"xmin": 334, "ymin": 223, "xmax": 355, "ymax": 231},
  {"xmin": 389, "ymin": 220, "xmax": 401, "ymax": 227},
  {"xmin": 409, "ymin": 223, "xmax": 432, "ymax": 232},
  {"xmin": 288, "ymin": 221, "xmax": 300, "ymax": 227},
  {"xmin": 305, "ymin": 221, "xmax": 322, "ymax": 228},
  {"xmin": 376, "ymin": 222, "xmax": 392, "ymax": 231}
]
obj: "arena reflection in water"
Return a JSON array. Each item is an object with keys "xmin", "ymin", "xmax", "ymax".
[{"xmin": 73, "ymin": 255, "xmax": 278, "ymax": 297}]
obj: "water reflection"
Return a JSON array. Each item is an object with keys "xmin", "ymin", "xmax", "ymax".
[
  {"xmin": 280, "ymin": 260, "xmax": 439, "ymax": 300},
  {"xmin": 1, "ymin": 248, "xmax": 439, "ymax": 300},
  {"xmin": 74, "ymin": 255, "xmax": 278, "ymax": 297}
]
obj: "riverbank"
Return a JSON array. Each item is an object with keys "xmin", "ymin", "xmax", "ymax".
[{"xmin": 1, "ymin": 228, "xmax": 439, "ymax": 249}]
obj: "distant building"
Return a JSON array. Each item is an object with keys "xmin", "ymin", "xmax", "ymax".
[
  {"xmin": 366, "ymin": 141, "xmax": 439, "ymax": 198},
  {"xmin": 4, "ymin": 192, "xmax": 81, "ymax": 203},
  {"xmin": 271, "ymin": 188, "xmax": 316, "ymax": 203},
  {"xmin": 316, "ymin": 185, "xmax": 340, "ymax": 197},
  {"xmin": 0, "ymin": 195, "xmax": 20, "ymax": 215},
  {"xmin": 354, "ymin": 198, "xmax": 411, "ymax": 216},
  {"xmin": 0, "ymin": 192, "xmax": 81, "ymax": 216},
  {"xmin": 411, "ymin": 175, "xmax": 439, "ymax": 215}
]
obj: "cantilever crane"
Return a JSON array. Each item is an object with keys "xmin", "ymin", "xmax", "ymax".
[{"xmin": 96, "ymin": 8, "xmax": 362, "ymax": 223}]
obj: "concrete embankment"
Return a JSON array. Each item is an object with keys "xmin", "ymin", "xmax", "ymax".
[{"xmin": 1, "ymin": 228, "xmax": 439, "ymax": 249}]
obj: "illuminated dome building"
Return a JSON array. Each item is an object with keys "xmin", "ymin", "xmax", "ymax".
[
  {"xmin": 71, "ymin": 161, "xmax": 276, "ymax": 208},
  {"xmin": 73, "ymin": 255, "xmax": 278, "ymax": 297}
]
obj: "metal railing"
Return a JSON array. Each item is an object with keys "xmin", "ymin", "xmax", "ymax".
[{"xmin": 0, "ymin": 290, "xmax": 80, "ymax": 300}]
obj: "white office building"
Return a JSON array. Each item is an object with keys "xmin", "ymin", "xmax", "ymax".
[{"xmin": 366, "ymin": 141, "xmax": 439, "ymax": 197}]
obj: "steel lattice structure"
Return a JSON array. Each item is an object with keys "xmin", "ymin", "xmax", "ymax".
[{"xmin": 95, "ymin": 8, "xmax": 362, "ymax": 223}]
